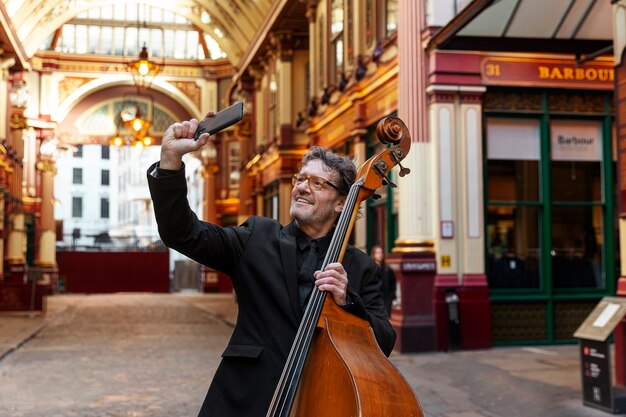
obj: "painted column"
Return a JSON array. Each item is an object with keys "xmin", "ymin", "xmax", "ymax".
[
  {"xmin": 6, "ymin": 112, "xmax": 26, "ymax": 283},
  {"xmin": 35, "ymin": 158, "xmax": 57, "ymax": 270},
  {"xmin": 352, "ymin": 137, "xmax": 367, "ymax": 252},
  {"xmin": 235, "ymin": 69, "xmax": 257, "ymax": 224},
  {"xmin": 0, "ymin": 58, "xmax": 14, "ymax": 278},
  {"xmin": 201, "ymin": 163, "xmax": 219, "ymax": 224},
  {"xmin": 457, "ymin": 90, "xmax": 491, "ymax": 349},
  {"xmin": 389, "ymin": 0, "xmax": 437, "ymax": 352},
  {"xmin": 612, "ymin": 0, "xmax": 626, "ymax": 386},
  {"xmin": 428, "ymin": 89, "xmax": 458, "ymax": 350},
  {"xmin": 201, "ymin": 160, "xmax": 219, "ymax": 292}
]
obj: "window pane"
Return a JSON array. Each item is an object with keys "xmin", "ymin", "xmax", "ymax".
[
  {"xmin": 62, "ymin": 25, "xmax": 75, "ymax": 53},
  {"xmin": 551, "ymin": 161, "xmax": 601, "ymax": 202},
  {"xmin": 101, "ymin": 169, "xmax": 110, "ymax": 186},
  {"xmin": 385, "ymin": 0, "xmax": 398, "ymax": 36},
  {"xmin": 72, "ymin": 197, "xmax": 83, "ymax": 218},
  {"xmin": 101, "ymin": 198, "xmax": 109, "ymax": 219},
  {"xmin": 138, "ymin": 28, "xmax": 150, "ymax": 49},
  {"xmin": 174, "ymin": 31, "xmax": 186, "ymax": 58},
  {"xmin": 552, "ymin": 206, "xmax": 603, "ymax": 289},
  {"xmin": 113, "ymin": 4, "xmax": 125, "ymax": 21},
  {"xmin": 331, "ymin": 0, "xmax": 344, "ymax": 37},
  {"xmin": 151, "ymin": 6, "xmax": 163, "ymax": 22},
  {"xmin": 551, "ymin": 120, "xmax": 602, "ymax": 202},
  {"xmin": 75, "ymin": 25, "xmax": 88, "ymax": 54},
  {"xmin": 488, "ymin": 160, "xmax": 539, "ymax": 202},
  {"xmin": 101, "ymin": 5, "xmax": 113, "ymax": 20},
  {"xmin": 73, "ymin": 168, "xmax": 83, "ymax": 185},
  {"xmin": 126, "ymin": 27, "xmax": 138, "ymax": 57},
  {"xmin": 551, "ymin": 120, "xmax": 602, "ymax": 162},
  {"xmin": 113, "ymin": 27, "xmax": 124, "ymax": 55},
  {"xmin": 487, "ymin": 205, "xmax": 540, "ymax": 289},
  {"xmin": 101, "ymin": 145, "xmax": 110, "ymax": 159},
  {"xmin": 164, "ymin": 30, "xmax": 175, "ymax": 57},
  {"xmin": 150, "ymin": 29, "xmax": 163, "ymax": 58},
  {"xmin": 100, "ymin": 27, "xmax": 112, "ymax": 54},
  {"xmin": 88, "ymin": 26, "xmax": 100, "ymax": 54},
  {"xmin": 487, "ymin": 118, "xmax": 540, "ymax": 160},
  {"xmin": 187, "ymin": 31, "xmax": 198, "ymax": 59}
]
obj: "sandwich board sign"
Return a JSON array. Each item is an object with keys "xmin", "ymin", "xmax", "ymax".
[{"xmin": 574, "ymin": 297, "xmax": 626, "ymax": 413}]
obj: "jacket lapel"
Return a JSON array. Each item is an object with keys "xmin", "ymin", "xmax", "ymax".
[{"xmin": 280, "ymin": 222, "xmax": 302, "ymax": 320}]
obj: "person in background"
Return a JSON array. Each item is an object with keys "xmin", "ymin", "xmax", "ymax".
[{"xmin": 371, "ymin": 245, "xmax": 396, "ymax": 317}]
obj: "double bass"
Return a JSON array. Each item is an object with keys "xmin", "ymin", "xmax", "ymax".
[{"xmin": 266, "ymin": 117, "xmax": 424, "ymax": 417}]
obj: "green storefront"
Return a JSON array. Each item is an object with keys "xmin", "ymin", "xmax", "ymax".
[{"xmin": 484, "ymin": 88, "xmax": 616, "ymax": 344}]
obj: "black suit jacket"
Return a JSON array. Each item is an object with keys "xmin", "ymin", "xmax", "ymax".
[{"xmin": 147, "ymin": 163, "xmax": 396, "ymax": 417}]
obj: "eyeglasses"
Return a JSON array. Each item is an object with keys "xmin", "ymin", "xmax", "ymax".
[{"xmin": 292, "ymin": 174, "xmax": 338, "ymax": 191}]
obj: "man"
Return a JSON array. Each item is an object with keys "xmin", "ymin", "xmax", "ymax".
[{"xmin": 147, "ymin": 117, "xmax": 395, "ymax": 417}]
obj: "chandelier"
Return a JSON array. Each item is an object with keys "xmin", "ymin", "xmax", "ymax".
[
  {"xmin": 124, "ymin": 4, "xmax": 163, "ymax": 92},
  {"xmin": 126, "ymin": 43, "xmax": 161, "ymax": 91},
  {"xmin": 110, "ymin": 95, "xmax": 154, "ymax": 147}
]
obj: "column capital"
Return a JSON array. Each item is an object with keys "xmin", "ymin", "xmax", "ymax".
[
  {"xmin": 9, "ymin": 113, "xmax": 27, "ymax": 129},
  {"xmin": 201, "ymin": 164, "xmax": 219, "ymax": 178},
  {"xmin": 36, "ymin": 159, "xmax": 57, "ymax": 174},
  {"xmin": 305, "ymin": 0, "xmax": 319, "ymax": 23}
]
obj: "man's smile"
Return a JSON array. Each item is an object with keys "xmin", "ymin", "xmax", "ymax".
[{"xmin": 295, "ymin": 197, "xmax": 313, "ymax": 205}]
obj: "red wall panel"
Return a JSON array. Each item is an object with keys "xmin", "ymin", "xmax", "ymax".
[{"xmin": 57, "ymin": 251, "xmax": 169, "ymax": 293}]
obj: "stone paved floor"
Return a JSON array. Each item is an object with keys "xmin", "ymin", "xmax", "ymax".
[{"xmin": 0, "ymin": 293, "xmax": 623, "ymax": 417}]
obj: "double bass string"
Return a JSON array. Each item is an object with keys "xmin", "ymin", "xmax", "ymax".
[{"xmin": 266, "ymin": 178, "xmax": 364, "ymax": 417}]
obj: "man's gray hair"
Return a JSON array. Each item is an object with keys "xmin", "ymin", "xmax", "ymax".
[{"xmin": 301, "ymin": 146, "xmax": 356, "ymax": 196}]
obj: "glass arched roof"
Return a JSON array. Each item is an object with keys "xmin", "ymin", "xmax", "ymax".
[
  {"xmin": 40, "ymin": 4, "xmax": 225, "ymax": 60},
  {"xmin": 3, "ymin": 0, "xmax": 274, "ymax": 65}
]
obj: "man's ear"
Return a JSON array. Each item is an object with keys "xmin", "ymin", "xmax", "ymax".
[{"xmin": 334, "ymin": 197, "xmax": 346, "ymax": 213}]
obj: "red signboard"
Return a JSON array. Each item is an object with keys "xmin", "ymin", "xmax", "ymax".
[{"xmin": 481, "ymin": 56, "xmax": 614, "ymax": 90}]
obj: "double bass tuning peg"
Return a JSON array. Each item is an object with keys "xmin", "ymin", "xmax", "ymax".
[
  {"xmin": 382, "ymin": 178, "xmax": 397, "ymax": 188},
  {"xmin": 398, "ymin": 163, "xmax": 411, "ymax": 177},
  {"xmin": 372, "ymin": 193, "xmax": 382, "ymax": 200}
]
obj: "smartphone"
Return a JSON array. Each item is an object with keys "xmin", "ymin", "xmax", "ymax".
[{"xmin": 194, "ymin": 101, "xmax": 244, "ymax": 140}]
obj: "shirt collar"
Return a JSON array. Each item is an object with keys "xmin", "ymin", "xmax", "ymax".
[{"xmin": 294, "ymin": 223, "xmax": 333, "ymax": 254}]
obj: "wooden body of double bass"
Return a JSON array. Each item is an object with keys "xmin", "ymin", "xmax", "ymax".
[{"xmin": 290, "ymin": 298, "xmax": 424, "ymax": 417}]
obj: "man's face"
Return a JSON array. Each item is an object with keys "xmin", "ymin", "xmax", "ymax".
[{"xmin": 290, "ymin": 159, "xmax": 344, "ymax": 233}]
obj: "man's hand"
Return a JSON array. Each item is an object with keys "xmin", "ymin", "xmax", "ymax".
[
  {"xmin": 160, "ymin": 113, "xmax": 214, "ymax": 170},
  {"xmin": 314, "ymin": 262, "xmax": 348, "ymax": 306}
]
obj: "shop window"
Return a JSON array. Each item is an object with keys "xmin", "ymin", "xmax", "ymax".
[
  {"xmin": 550, "ymin": 120, "xmax": 602, "ymax": 202},
  {"xmin": 551, "ymin": 206, "xmax": 602, "ymax": 289},
  {"xmin": 551, "ymin": 120, "xmax": 604, "ymax": 289},
  {"xmin": 486, "ymin": 206, "xmax": 540, "ymax": 289},
  {"xmin": 487, "ymin": 118, "xmax": 540, "ymax": 201},
  {"xmin": 486, "ymin": 118, "xmax": 540, "ymax": 289}
]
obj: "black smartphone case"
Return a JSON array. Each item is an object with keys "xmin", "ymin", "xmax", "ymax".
[{"xmin": 194, "ymin": 101, "xmax": 244, "ymax": 140}]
